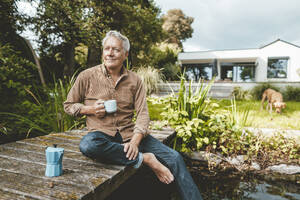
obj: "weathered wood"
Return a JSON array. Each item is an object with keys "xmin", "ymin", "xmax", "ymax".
[{"xmin": 0, "ymin": 128, "xmax": 174, "ymax": 200}]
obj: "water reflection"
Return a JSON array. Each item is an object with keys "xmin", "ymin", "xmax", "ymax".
[
  {"xmin": 191, "ymin": 169, "xmax": 300, "ymax": 200},
  {"xmin": 105, "ymin": 166, "xmax": 300, "ymax": 200}
]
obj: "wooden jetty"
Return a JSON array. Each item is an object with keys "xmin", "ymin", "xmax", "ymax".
[{"xmin": 0, "ymin": 128, "xmax": 174, "ymax": 200}]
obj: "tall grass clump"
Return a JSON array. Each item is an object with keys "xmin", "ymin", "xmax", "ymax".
[
  {"xmin": 135, "ymin": 66, "xmax": 164, "ymax": 96},
  {"xmin": 232, "ymin": 86, "xmax": 252, "ymax": 100}
]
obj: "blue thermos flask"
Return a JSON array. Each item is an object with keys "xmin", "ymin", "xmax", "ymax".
[{"xmin": 45, "ymin": 144, "xmax": 64, "ymax": 177}]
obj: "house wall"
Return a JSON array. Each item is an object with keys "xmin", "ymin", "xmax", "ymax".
[
  {"xmin": 156, "ymin": 82, "xmax": 300, "ymax": 99},
  {"xmin": 256, "ymin": 41, "xmax": 300, "ymax": 82},
  {"xmin": 179, "ymin": 40, "xmax": 300, "ymax": 83}
]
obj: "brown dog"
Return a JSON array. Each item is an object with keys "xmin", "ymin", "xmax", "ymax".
[{"xmin": 261, "ymin": 88, "xmax": 286, "ymax": 113}]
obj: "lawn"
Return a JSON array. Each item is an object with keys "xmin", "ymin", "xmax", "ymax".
[
  {"xmin": 148, "ymin": 98, "xmax": 300, "ymax": 130},
  {"xmin": 217, "ymin": 100, "xmax": 300, "ymax": 130}
]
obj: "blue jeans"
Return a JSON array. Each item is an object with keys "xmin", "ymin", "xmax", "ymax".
[{"xmin": 79, "ymin": 131, "xmax": 203, "ymax": 200}]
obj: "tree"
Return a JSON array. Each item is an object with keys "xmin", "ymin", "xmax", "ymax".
[
  {"xmin": 30, "ymin": 0, "xmax": 164, "ymax": 77},
  {"xmin": 162, "ymin": 9, "xmax": 194, "ymax": 48},
  {"xmin": 32, "ymin": 0, "xmax": 91, "ymax": 76},
  {"xmin": 0, "ymin": 0, "xmax": 21, "ymax": 43},
  {"xmin": 145, "ymin": 44, "xmax": 180, "ymax": 80},
  {"xmin": 0, "ymin": 0, "xmax": 34, "ymax": 61},
  {"xmin": 85, "ymin": 0, "xmax": 164, "ymax": 67}
]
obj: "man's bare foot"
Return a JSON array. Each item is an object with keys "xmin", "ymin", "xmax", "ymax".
[{"xmin": 143, "ymin": 153, "xmax": 174, "ymax": 184}]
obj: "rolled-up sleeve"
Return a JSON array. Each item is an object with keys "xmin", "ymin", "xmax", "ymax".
[
  {"xmin": 64, "ymin": 73, "xmax": 86, "ymax": 117},
  {"xmin": 133, "ymin": 78, "xmax": 150, "ymax": 137}
]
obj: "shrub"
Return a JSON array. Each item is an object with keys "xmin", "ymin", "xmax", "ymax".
[
  {"xmin": 0, "ymin": 73, "xmax": 85, "ymax": 137},
  {"xmin": 283, "ymin": 86, "xmax": 300, "ymax": 101},
  {"xmin": 151, "ymin": 75, "xmax": 248, "ymax": 154},
  {"xmin": 0, "ymin": 44, "xmax": 43, "ymax": 135},
  {"xmin": 161, "ymin": 63, "xmax": 180, "ymax": 81},
  {"xmin": 251, "ymin": 83, "xmax": 280, "ymax": 100}
]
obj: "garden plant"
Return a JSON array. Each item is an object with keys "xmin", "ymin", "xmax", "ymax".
[{"xmin": 149, "ymin": 75, "xmax": 300, "ymax": 169}]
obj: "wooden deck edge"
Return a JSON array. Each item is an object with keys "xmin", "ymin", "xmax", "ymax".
[{"xmin": 81, "ymin": 130, "xmax": 176, "ymax": 200}]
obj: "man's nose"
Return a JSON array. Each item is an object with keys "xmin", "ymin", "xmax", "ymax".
[{"xmin": 106, "ymin": 48, "xmax": 114, "ymax": 56}]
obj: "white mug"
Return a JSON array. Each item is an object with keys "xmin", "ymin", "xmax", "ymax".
[{"xmin": 104, "ymin": 100, "xmax": 117, "ymax": 113}]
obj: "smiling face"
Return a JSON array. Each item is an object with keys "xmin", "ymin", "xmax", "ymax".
[{"xmin": 102, "ymin": 36, "xmax": 128, "ymax": 71}]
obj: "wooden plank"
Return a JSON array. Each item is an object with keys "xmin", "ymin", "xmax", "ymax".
[
  {"xmin": 0, "ymin": 155, "xmax": 117, "ymax": 184},
  {"xmin": 0, "ymin": 188, "xmax": 31, "ymax": 200},
  {"xmin": 0, "ymin": 170, "xmax": 87, "ymax": 200},
  {"xmin": 0, "ymin": 145, "xmax": 123, "ymax": 173},
  {"xmin": 17, "ymin": 139, "xmax": 79, "ymax": 152},
  {"xmin": 0, "ymin": 128, "xmax": 174, "ymax": 200}
]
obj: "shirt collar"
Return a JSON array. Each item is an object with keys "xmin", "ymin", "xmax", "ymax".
[{"xmin": 100, "ymin": 64, "xmax": 128, "ymax": 77}]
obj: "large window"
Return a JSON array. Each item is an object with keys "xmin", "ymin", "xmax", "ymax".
[
  {"xmin": 234, "ymin": 64, "xmax": 255, "ymax": 82},
  {"xmin": 267, "ymin": 57, "xmax": 288, "ymax": 78},
  {"xmin": 183, "ymin": 63, "xmax": 212, "ymax": 81},
  {"xmin": 220, "ymin": 62, "xmax": 255, "ymax": 82}
]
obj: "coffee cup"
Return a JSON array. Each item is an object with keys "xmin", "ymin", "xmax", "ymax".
[{"xmin": 104, "ymin": 100, "xmax": 117, "ymax": 113}]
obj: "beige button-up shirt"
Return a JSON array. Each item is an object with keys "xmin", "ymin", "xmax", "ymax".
[{"xmin": 64, "ymin": 64, "xmax": 150, "ymax": 141}]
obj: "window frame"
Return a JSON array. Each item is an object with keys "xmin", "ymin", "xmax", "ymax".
[
  {"xmin": 267, "ymin": 57, "xmax": 289, "ymax": 79},
  {"xmin": 183, "ymin": 63, "xmax": 213, "ymax": 81}
]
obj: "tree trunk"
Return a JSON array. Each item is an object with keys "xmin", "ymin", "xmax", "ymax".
[
  {"xmin": 87, "ymin": 45, "xmax": 101, "ymax": 67},
  {"xmin": 63, "ymin": 43, "xmax": 76, "ymax": 76},
  {"xmin": 24, "ymin": 38, "xmax": 46, "ymax": 87}
]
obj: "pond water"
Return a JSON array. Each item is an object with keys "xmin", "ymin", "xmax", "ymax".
[{"xmin": 105, "ymin": 166, "xmax": 300, "ymax": 200}]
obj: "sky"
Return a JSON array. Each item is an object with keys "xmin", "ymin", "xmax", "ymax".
[
  {"xmin": 18, "ymin": 0, "xmax": 300, "ymax": 52},
  {"xmin": 153, "ymin": 0, "xmax": 300, "ymax": 52}
]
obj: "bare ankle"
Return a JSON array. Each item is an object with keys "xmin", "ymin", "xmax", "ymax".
[{"xmin": 142, "ymin": 152, "xmax": 154, "ymax": 165}]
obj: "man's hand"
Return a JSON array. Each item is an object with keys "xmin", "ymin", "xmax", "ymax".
[
  {"xmin": 94, "ymin": 99, "xmax": 106, "ymax": 118},
  {"xmin": 79, "ymin": 99, "xmax": 106, "ymax": 118},
  {"xmin": 123, "ymin": 142, "xmax": 139, "ymax": 160},
  {"xmin": 123, "ymin": 133, "xmax": 144, "ymax": 160}
]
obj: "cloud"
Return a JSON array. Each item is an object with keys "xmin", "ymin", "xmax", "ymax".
[{"xmin": 154, "ymin": 0, "xmax": 300, "ymax": 51}]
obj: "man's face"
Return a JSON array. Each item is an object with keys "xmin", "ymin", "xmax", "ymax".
[{"xmin": 102, "ymin": 36, "xmax": 128, "ymax": 70}]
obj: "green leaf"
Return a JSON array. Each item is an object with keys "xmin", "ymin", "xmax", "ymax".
[{"xmin": 203, "ymin": 137, "xmax": 209, "ymax": 144}]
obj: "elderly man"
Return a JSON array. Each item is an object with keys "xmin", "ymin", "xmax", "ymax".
[{"xmin": 64, "ymin": 31, "xmax": 202, "ymax": 200}]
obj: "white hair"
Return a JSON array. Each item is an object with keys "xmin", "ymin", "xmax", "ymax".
[{"xmin": 102, "ymin": 31, "xmax": 130, "ymax": 52}]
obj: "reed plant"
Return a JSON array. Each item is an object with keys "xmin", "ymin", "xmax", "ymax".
[
  {"xmin": 152, "ymin": 74, "xmax": 217, "ymax": 152},
  {"xmin": 135, "ymin": 66, "xmax": 164, "ymax": 96}
]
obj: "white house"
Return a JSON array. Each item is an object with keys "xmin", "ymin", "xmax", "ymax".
[{"xmin": 178, "ymin": 39, "xmax": 300, "ymax": 90}]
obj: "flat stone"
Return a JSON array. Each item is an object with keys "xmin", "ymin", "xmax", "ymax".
[
  {"xmin": 266, "ymin": 164, "xmax": 300, "ymax": 175},
  {"xmin": 225, "ymin": 155, "xmax": 245, "ymax": 166},
  {"xmin": 250, "ymin": 162, "xmax": 261, "ymax": 171},
  {"xmin": 187, "ymin": 151, "xmax": 223, "ymax": 166}
]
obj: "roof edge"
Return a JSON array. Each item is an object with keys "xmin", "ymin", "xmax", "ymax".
[
  {"xmin": 181, "ymin": 39, "xmax": 300, "ymax": 54},
  {"xmin": 181, "ymin": 47, "xmax": 259, "ymax": 54},
  {"xmin": 260, "ymin": 39, "xmax": 300, "ymax": 49}
]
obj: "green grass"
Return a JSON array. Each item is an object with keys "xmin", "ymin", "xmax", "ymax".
[
  {"xmin": 148, "ymin": 100, "xmax": 164, "ymax": 121},
  {"xmin": 148, "ymin": 98, "xmax": 300, "ymax": 130},
  {"xmin": 214, "ymin": 99, "xmax": 300, "ymax": 130}
]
